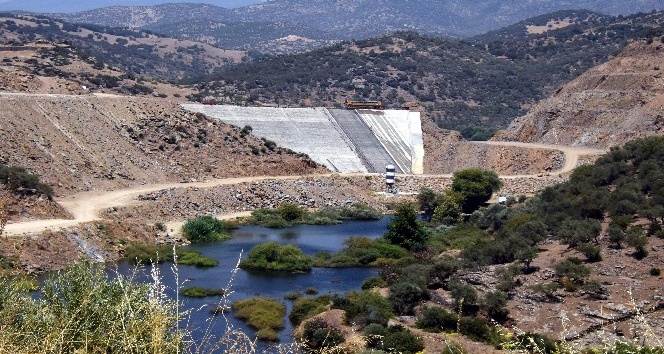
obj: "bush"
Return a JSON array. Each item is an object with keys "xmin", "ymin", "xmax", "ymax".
[
  {"xmin": 289, "ymin": 296, "xmax": 331, "ymax": 325},
  {"xmin": 451, "ymin": 168, "xmax": 502, "ymax": 213},
  {"xmin": 388, "ymin": 281, "xmax": 430, "ymax": 315},
  {"xmin": 180, "ymin": 286, "xmax": 225, "ymax": 297},
  {"xmin": 333, "ymin": 291, "xmax": 393, "ymax": 326},
  {"xmin": 240, "ymin": 242, "xmax": 312, "ymax": 272},
  {"xmin": 483, "ymin": 290, "xmax": 509, "ymax": 321},
  {"xmin": 458, "ymin": 316, "xmax": 493, "ymax": 343},
  {"xmin": 232, "ymin": 297, "xmax": 285, "ymax": 341},
  {"xmin": 277, "ymin": 203, "xmax": 305, "ymax": 221},
  {"xmin": 650, "ymin": 268, "xmax": 661, "ymax": 276},
  {"xmin": 578, "ymin": 242, "xmax": 602, "ymax": 262},
  {"xmin": 182, "ymin": 215, "xmax": 230, "ymax": 243},
  {"xmin": 363, "ymin": 323, "xmax": 386, "ymax": 348},
  {"xmin": 362, "ymin": 277, "xmax": 387, "ymax": 290},
  {"xmin": 0, "ymin": 164, "xmax": 53, "ymax": 198},
  {"xmin": 416, "ymin": 306, "xmax": 458, "ymax": 332},
  {"xmin": 554, "ymin": 257, "xmax": 591, "ymax": 283},
  {"xmin": 300, "ymin": 318, "xmax": 345, "ymax": 350},
  {"xmin": 379, "ymin": 325, "xmax": 424, "ymax": 354}
]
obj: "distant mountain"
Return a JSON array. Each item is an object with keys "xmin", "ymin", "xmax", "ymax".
[
  {"xmin": 0, "ymin": 0, "xmax": 263, "ymax": 13},
  {"xmin": 52, "ymin": 0, "xmax": 664, "ymax": 42},
  {"xmin": 189, "ymin": 10, "xmax": 663, "ymax": 138}
]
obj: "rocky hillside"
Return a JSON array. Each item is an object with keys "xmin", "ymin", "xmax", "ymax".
[
  {"xmin": 52, "ymin": 0, "xmax": 664, "ymax": 43},
  {"xmin": 493, "ymin": 40, "xmax": 664, "ymax": 148},
  {"xmin": 0, "ymin": 94, "xmax": 324, "ymax": 196}
]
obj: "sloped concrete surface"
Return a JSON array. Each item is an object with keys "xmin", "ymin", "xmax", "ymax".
[
  {"xmin": 182, "ymin": 104, "xmax": 423, "ymax": 174},
  {"xmin": 327, "ymin": 109, "xmax": 398, "ymax": 173},
  {"xmin": 183, "ymin": 104, "xmax": 367, "ymax": 173}
]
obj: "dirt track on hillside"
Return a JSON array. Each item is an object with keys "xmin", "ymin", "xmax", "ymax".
[{"xmin": 4, "ymin": 139, "xmax": 604, "ymax": 237}]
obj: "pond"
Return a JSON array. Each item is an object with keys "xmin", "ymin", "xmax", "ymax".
[{"xmin": 116, "ymin": 217, "xmax": 392, "ymax": 350}]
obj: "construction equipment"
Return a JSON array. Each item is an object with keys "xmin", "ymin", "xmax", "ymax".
[{"xmin": 344, "ymin": 99, "xmax": 383, "ymax": 110}]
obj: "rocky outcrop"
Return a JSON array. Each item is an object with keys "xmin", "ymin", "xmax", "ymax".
[{"xmin": 493, "ymin": 40, "xmax": 664, "ymax": 148}]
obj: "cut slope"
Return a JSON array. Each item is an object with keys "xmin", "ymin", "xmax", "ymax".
[
  {"xmin": 0, "ymin": 94, "xmax": 324, "ymax": 196},
  {"xmin": 493, "ymin": 40, "xmax": 664, "ymax": 148}
]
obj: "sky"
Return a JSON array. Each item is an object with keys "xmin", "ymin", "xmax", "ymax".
[{"xmin": 0, "ymin": 0, "xmax": 265, "ymax": 13}]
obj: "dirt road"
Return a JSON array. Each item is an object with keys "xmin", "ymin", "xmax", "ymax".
[{"xmin": 3, "ymin": 142, "xmax": 604, "ymax": 237}]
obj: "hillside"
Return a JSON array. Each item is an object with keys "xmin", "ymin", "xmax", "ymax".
[
  {"xmin": 493, "ymin": 39, "xmax": 664, "ymax": 148},
  {"xmin": 0, "ymin": 0, "xmax": 262, "ymax": 13},
  {"xmin": 0, "ymin": 34, "xmax": 323, "ymax": 197},
  {"xmin": 0, "ymin": 14, "xmax": 245, "ymax": 81},
  {"xmin": 52, "ymin": 0, "xmax": 664, "ymax": 49},
  {"xmin": 191, "ymin": 11, "xmax": 664, "ymax": 137}
]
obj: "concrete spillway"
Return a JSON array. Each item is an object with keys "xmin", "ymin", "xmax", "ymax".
[
  {"xmin": 182, "ymin": 104, "xmax": 423, "ymax": 174},
  {"xmin": 327, "ymin": 109, "xmax": 398, "ymax": 173}
]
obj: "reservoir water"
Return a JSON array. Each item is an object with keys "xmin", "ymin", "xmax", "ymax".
[{"xmin": 115, "ymin": 217, "xmax": 391, "ymax": 349}]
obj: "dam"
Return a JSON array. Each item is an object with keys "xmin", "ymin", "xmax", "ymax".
[{"xmin": 182, "ymin": 104, "xmax": 424, "ymax": 174}]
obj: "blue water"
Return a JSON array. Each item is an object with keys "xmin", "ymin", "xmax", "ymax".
[{"xmin": 115, "ymin": 217, "xmax": 391, "ymax": 350}]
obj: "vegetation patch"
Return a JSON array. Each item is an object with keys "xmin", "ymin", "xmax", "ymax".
[
  {"xmin": 313, "ymin": 236, "xmax": 407, "ymax": 267},
  {"xmin": 240, "ymin": 242, "xmax": 312, "ymax": 272},
  {"xmin": 182, "ymin": 215, "xmax": 233, "ymax": 243},
  {"xmin": 248, "ymin": 203, "xmax": 382, "ymax": 228},
  {"xmin": 0, "ymin": 263, "xmax": 181, "ymax": 353},
  {"xmin": 124, "ymin": 243, "xmax": 219, "ymax": 267},
  {"xmin": 0, "ymin": 163, "xmax": 53, "ymax": 198},
  {"xmin": 289, "ymin": 295, "xmax": 332, "ymax": 326},
  {"xmin": 180, "ymin": 286, "xmax": 225, "ymax": 298},
  {"xmin": 232, "ymin": 297, "xmax": 286, "ymax": 341}
]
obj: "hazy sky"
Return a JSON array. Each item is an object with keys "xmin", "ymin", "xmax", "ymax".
[{"xmin": 0, "ymin": 0, "xmax": 265, "ymax": 12}]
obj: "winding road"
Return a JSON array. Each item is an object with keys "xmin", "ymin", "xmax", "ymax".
[{"xmin": 2, "ymin": 142, "xmax": 605, "ymax": 237}]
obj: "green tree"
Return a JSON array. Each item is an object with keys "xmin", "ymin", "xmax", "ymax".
[
  {"xmin": 384, "ymin": 203, "xmax": 428, "ymax": 250},
  {"xmin": 626, "ymin": 227, "xmax": 648, "ymax": 259},
  {"xmin": 432, "ymin": 190, "xmax": 464, "ymax": 225},
  {"xmin": 417, "ymin": 187, "xmax": 439, "ymax": 221},
  {"xmin": 452, "ymin": 168, "xmax": 502, "ymax": 213}
]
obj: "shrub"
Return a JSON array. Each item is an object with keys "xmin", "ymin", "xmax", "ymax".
[
  {"xmin": 511, "ymin": 332, "xmax": 557, "ymax": 354},
  {"xmin": 305, "ymin": 287, "xmax": 319, "ymax": 295},
  {"xmin": 363, "ymin": 323, "xmax": 386, "ymax": 348},
  {"xmin": 458, "ymin": 316, "xmax": 493, "ymax": 343},
  {"xmin": 0, "ymin": 164, "xmax": 53, "ymax": 198},
  {"xmin": 180, "ymin": 286, "xmax": 225, "ymax": 297},
  {"xmin": 578, "ymin": 242, "xmax": 602, "ymax": 262},
  {"xmin": 554, "ymin": 257, "xmax": 590, "ymax": 283},
  {"xmin": 483, "ymin": 290, "xmax": 509, "ymax": 321},
  {"xmin": 300, "ymin": 318, "xmax": 345, "ymax": 350},
  {"xmin": 362, "ymin": 277, "xmax": 387, "ymax": 290},
  {"xmin": 650, "ymin": 268, "xmax": 661, "ymax": 276},
  {"xmin": 388, "ymin": 281, "xmax": 430, "ymax": 315},
  {"xmin": 289, "ymin": 296, "xmax": 331, "ymax": 325},
  {"xmin": 240, "ymin": 242, "xmax": 312, "ymax": 272},
  {"xmin": 333, "ymin": 291, "xmax": 393, "ymax": 326},
  {"xmin": 232, "ymin": 297, "xmax": 285, "ymax": 341},
  {"xmin": 448, "ymin": 280, "xmax": 478, "ymax": 313},
  {"xmin": 416, "ymin": 306, "xmax": 458, "ymax": 332},
  {"xmin": 277, "ymin": 202, "xmax": 305, "ymax": 221},
  {"xmin": 284, "ymin": 291, "xmax": 302, "ymax": 301},
  {"xmin": 380, "ymin": 325, "xmax": 424, "ymax": 354},
  {"xmin": 451, "ymin": 168, "xmax": 502, "ymax": 213},
  {"xmin": 182, "ymin": 215, "xmax": 230, "ymax": 243}
]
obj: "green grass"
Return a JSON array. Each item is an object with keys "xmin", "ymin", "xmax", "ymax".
[
  {"xmin": 239, "ymin": 242, "xmax": 312, "ymax": 272},
  {"xmin": 232, "ymin": 297, "xmax": 285, "ymax": 341},
  {"xmin": 124, "ymin": 243, "xmax": 219, "ymax": 267},
  {"xmin": 180, "ymin": 286, "xmax": 225, "ymax": 298}
]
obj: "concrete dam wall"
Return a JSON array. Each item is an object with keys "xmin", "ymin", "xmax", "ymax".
[{"xmin": 182, "ymin": 104, "xmax": 424, "ymax": 174}]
